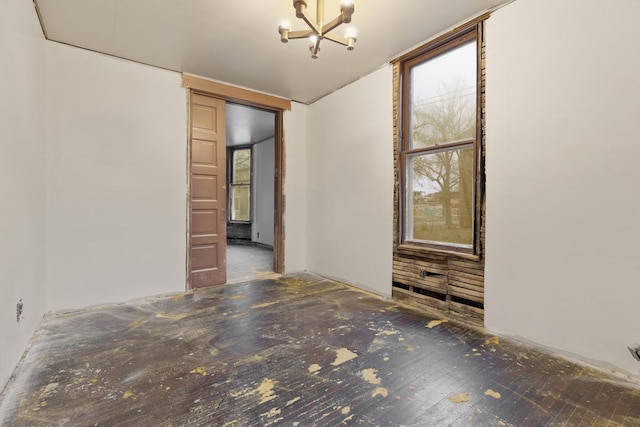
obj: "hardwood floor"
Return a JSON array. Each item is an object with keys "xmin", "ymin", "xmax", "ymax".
[{"xmin": 1, "ymin": 274, "xmax": 639, "ymax": 426}]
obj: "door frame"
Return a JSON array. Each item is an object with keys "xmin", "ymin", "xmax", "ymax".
[{"xmin": 182, "ymin": 74, "xmax": 291, "ymax": 288}]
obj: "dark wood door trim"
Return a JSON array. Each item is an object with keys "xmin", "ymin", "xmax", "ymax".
[{"xmin": 273, "ymin": 110, "xmax": 284, "ymax": 274}]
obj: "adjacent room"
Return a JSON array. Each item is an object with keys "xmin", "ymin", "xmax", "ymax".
[
  {"xmin": 1, "ymin": 0, "xmax": 639, "ymax": 425},
  {"xmin": 225, "ymin": 103, "xmax": 278, "ymax": 285}
]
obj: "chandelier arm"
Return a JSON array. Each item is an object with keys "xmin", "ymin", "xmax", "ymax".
[
  {"xmin": 309, "ymin": 36, "xmax": 321, "ymax": 59},
  {"xmin": 288, "ymin": 29, "xmax": 315, "ymax": 40},
  {"xmin": 323, "ymin": 32, "xmax": 350, "ymax": 47},
  {"xmin": 298, "ymin": 11, "xmax": 320, "ymax": 34},
  {"xmin": 321, "ymin": 15, "xmax": 345, "ymax": 35}
]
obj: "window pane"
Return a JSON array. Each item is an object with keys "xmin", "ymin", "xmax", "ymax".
[
  {"xmin": 406, "ymin": 146, "xmax": 474, "ymax": 247},
  {"xmin": 409, "ymin": 40, "xmax": 476, "ymax": 149},
  {"xmin": 231, "ymin": 185, "xmax": 250, "ymax": 221},
  {"xmin": 232, "ymin": 149, "xmax": 251, "ymax": 183}
]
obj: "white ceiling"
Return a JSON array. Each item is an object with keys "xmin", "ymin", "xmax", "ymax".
[
  {"xmin": 226, "ymin": 103, "xmax": 275, "ymax": 147},
  {"xmin": 35, "ymin": 0, "xmax": 509, "ymax": 105}
]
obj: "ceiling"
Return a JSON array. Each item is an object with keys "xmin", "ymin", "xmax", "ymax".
[
  {"xmin": 35, "ymin": 0, "xmax": 509, "ymax": 105},
  {"xmin": 226, "ymin": 103, "xmax": 275, "ymax": 147}
]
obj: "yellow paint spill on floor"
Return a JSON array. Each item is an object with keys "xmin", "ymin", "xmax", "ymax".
[
  {"xmin": 331, "ymin": 348, "xmax": 358, "ymax": 366},
  {"xmin": 190, "ymin": 367, "xmax": 207, "ymax": 376},
  {"xmin": 230, "ymin": 294, "xmax": 245, "ymax": 300},
  {"xmin": 286, "ymin": 396, "xmax": 301, "ymax": 406},
  {"xmin": 485, "ymin": 389, "xmax": 502, "ymax": 399},
  {"xmin": 122, "ymin": 390, "xmax": 133, "ymax": 399},
  {"xmin": 261, "ymin": 407, "xmax": 281, "ymax": 418},
  {"xmin": 406, "ymin": 347, "xmax": 415, "ymax": 352},
  {"xmin": 426, "ymin": 319, "xmax": 448, "ymax": 329},
  {"xmin": 484, "ymin": 336, "xmax": 500, "ymax": 346},
  {"xmin": 277, "ymin": 277, "xmax": 308, "ymax": 287},
  {"xmin": 361, "ymin": 368, "xmax": 381, "ymax": 385},
  {"xmin": 368, "ymin": 338, "xmax": 386, "ymax": 353},
  {"xmin": 243, "ymin": 354, "xmax": 264, "ymax": 363},
  {"xmin": 229, "ymin": 387, "xmax": 251, "ymax": 398},
  {"xmin": 155, "ymin": 311, "xmax": 188, "ymax": 320},
  {"xmin": 372, "ymin": 387, "xmax": 388, "ymax": 398},
  {"xmin": 250, "ymin": 301, "xmax": 278, "ymax": 309},
  {"xmin": 448, "ymin": 393, "xmax": 470, "ymax": 403},
  {"xmin": 341, "ymin": 406, "xmax": 351, "ymax": 415},
  {"xmin": 39, "ymin": 382, "xmax": 59, "ymax": 399},
  {"xmin": 256, "ymin": 378, "xmax": 277, "ymax": 404},
  {"xmin": 308, "ymin": 364, "xmax": 322, "ymax": 373},
  {"xmin": 128, "ymin": 318, "xmax": 144, "ymax": 329}
]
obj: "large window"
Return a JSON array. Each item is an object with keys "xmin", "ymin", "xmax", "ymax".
[
  {"xmin": 400, "ymin": 28, "xmax": 479, "ymax": 253},
  {"xmin": 229, "ymin": 147, "xmax": 251, "ymax": 222}
]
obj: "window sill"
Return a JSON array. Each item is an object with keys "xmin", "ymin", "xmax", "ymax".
[{"xmin": 397, "ymin": 242, "xmax": 480, "ymax": 261}]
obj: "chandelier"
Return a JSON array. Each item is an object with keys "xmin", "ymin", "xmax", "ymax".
[{"xmin": 278, "ymin": 0, "xmax": 356, "ymax": 59}]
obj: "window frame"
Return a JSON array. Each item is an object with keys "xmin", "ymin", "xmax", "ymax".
[
  {"xmin": 398, "ymin": 25, "xmax": 482, "ymax": 256},
  {"xmin": 227, "ymin": 145, "xmax": 253, "ymax": 223}
]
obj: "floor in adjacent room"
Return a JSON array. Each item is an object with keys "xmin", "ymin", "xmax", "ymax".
[
  {"xmin": 226, "ymin": 241, "xmax": 277, "ymax": 285},
  {"xmin": 1, "ymin": 274, "xmax": 639, "ymax": 426}
]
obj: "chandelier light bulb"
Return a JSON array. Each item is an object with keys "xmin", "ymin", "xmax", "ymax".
[
  {"xmin": 293, "ymin": 0, "xmax": 307, "ymax": 18},
  {"xmin": 340, "ymin": 1, "xmax": 355, "ymax": 23},
  {"xmin": 278, "ymin": 25, "xmax": 290, "ymax": 43}
]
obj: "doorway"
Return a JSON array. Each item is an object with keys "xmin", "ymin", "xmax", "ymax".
[
  {"xmin": 183, "ymin": 74, "xmax": 290, "ymax": 289},
  {"xmin": 225, "ymin": 103, "xmax": 277, "ymax": 284}
]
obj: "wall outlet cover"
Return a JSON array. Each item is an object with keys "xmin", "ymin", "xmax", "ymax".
[{"xmin": 16, "ymin": 298, "xmax": 24, "ymax": 323}]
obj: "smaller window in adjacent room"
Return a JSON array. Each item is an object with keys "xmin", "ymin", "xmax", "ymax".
[
  {"xmin": 400, "ymin": 26, "xmax": 479, "ymax": 253},
  {"xmin": 229, "ymin": 147, "xmax": 251, "ymax": 222}
]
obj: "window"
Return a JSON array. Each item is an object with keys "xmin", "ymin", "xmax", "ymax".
[
  {"xmin": 400, "ymin": 27, "xmax": 479, "ymax": 253},
  {"xmin": 229, "ymin": 147, "xmax": 251, "ymax": 222}
]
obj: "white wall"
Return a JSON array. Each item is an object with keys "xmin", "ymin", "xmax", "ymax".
[
  {"xmin": 306, "ymin": 66, "xmax": 394, "ymax": 297},
  {"xmin": 485, "ymin": 0, "xmax": 640, "ymax": 377},
  {"xmin": 283, "ymin": 102, "xmax": 308, "ymax": 273},
  {"xmin": 252, "ymin": 137, "xmax": 275, "ymax": 246},
  {"xmin": 0, "ymin": 0, "xmax": 47, "ymax": 387},
  {"xmin": 44, "ymin": 43, "xmax": 188, "ymax": 311}
]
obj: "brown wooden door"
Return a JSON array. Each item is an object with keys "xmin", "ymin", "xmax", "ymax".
[{"xmin": 189, "ymin": 92, "xmax": 227, "ymax": 288}]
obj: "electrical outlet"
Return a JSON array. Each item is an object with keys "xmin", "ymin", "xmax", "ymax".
[
  {"xmin": 16, "ymin": 298, "xmax": 23, "ymax": 323},
  {"xmin": 628, "ymin": 344, "xmax": 640, "ymax": 362}
]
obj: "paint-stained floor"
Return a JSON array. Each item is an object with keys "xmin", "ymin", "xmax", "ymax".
[{"xmin": 1, "ymin": 274, "xmax": 639, "ymax": 426}]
